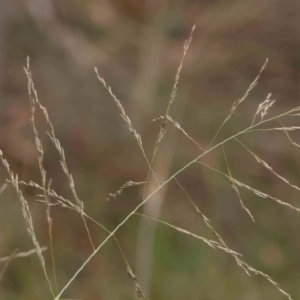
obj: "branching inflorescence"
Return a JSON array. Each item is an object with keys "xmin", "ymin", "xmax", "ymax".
[{"xmin": 1, "ymin": 25, "xmax": 300, "ymax": 300}]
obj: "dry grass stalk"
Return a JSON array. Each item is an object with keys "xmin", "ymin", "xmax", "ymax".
[
  {"xmin": 251, "ymin": 93, "xmax": 275, "ymax": 125},
  {"xmin": 207, "ymin": 58, "xmax": 268, "ymax": 149},
  {"xmin": 229, "ymin": 178, "xmax": 255, "ymax": 222},
  {"xmin": 18, "ymin": 180, "xmax": 78, "ymax": 211},
  {"xmin": 135, "ymin": 213, "xmax": 291, "ymax": 300},
  {"xmin": 163, "ymin": 115, "xmax": 205, "ymax": 151},
  {"xmin": 0, "ymin": 183, "xmax": 7, "ymax": 194},
  {"xmin": 135, "ymin": 213, "xmax": 241, "ymax": 255},
  {"xmin": 24, "ymin": 58, "xmax": 95, "ymax": 252},
  {"xmin": 95, "ymin": 68, "xmax": 158, "ymax": 186},
  {"xmin": 127, "ymin": 266, "xmax": 146, "ymax": 299},
  {"xmin": 152, "ymin": 25, "xmax": 196, "ymax": 159},
  {"xmin": 95, "ymin": 52, "xmax": 166, "ymax": 300},
  {"xmin": 54, "ymin": 102, "xmax": 300, "ymax": 300},
  {"xmin": 236, "ymin": 138, "xmax": 300, "ymax": 192},
  {"xmin": 229, "ymin": 58, "xmax": 268, "ymax": 117},
  {"xmin": 234, "ymin": 180, "xmax": 300, "ymax": 213},
  {"xmin": 287, "ymin": 106, "xmax": 300, "ymax": 114},
  {"xmin": 165, "ymin": 25, "xmax": 195, "ymax": 116},
  {"xmin": 24, "ymin": 57, "xmax": 58, "ymax": 293},
  {"xmin": 239, "ymin": 261, "xmax": 293, "ymax": 300},
  {"xmin": 0, "ymin": 247, "xmax": 48, "ymax": 263},
  {"xmin": 95, "ymin": 69, "xmax": 143, "ymax": 148},
  {"xmin": 151, "ymin": 116, "xmax": 167, "ymax": 158},
  {"xmin": 247, "ymin": 126, "xmax": 300, "ymax": 133},
  {"xmin": 138, "ymin": 104, "xmax": 300, "ymax": 299},
  {"xmin": 197, "ymin": 161, "xmax": 300, "ymax": 213},
  {"xmin": 134, "ymin": 27, "xmax": 196, "ymax": 296},
  {"xmin": 143, "ymin": 51, "xmax": 285, "ymax": 293},
  {"xmin": 0, "ymin": 249, "xmax": 19, "ymax": 281},
  {"xmin": 106, "ymin": 181, "xmax": 147, "ymax": 202},
  {"xmin": 19, "ymin": 179, "xmax": 146, "ymax": 298},
  {"xmin": 140, "ymin": 25, "xmax": 196, "ymax": 201},
  {"xmin": 278, "ymin": 119, "xmax": 300, "ymax": 148},
  {"xmin": 222, "ymin": 145, "xmax": 255, "ymax": 222},
  {"xmin": 174, "ymin": 179, "xmax": 227, "ymax": 244},
  {"xmin": 12, "ymin": 44, "xmax": 300, "ymax": 300},
  {"xmin": 174, "ymin": 178, "xmax": 252, "ymax": 276},
  {"xmin": 0, "ymin": 151, "xmax": 55, "ymax": 297},
  {"xmin": 136, "ymin": 212, "xmax": 291, "ymax": 300},
  {"xmin": 193, "ymin": 161, "xmax": 296, "ymax": 299}
]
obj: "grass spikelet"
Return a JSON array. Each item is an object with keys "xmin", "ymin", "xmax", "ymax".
[
  {"xmin": 18, "ymin": 180, "xmax": 78, "ymax": 211},
  {"xmin": 94, "ymin": 70, "xmax": 142, "ymax": 147},
  {"xmin": 165, "ymin": 25, "xmax": 195, "ymax": 116},
  {"xmin": 229, "ymin": 58, "xmax": 269, "ymax": 117},
  {"xmin": 251, "ymin": 93, "xmax": 275, "ymax": 126},
  {"xmin": 127, "ymin": 266, "xmax": 146, "ymax": 299},
  {"xmin": 151, "ymin": 25, "xmax": 196, "ymax": 159},
  {"xmin": 106, "ymin": 181, "xmax": 147, "ymax": 202}
]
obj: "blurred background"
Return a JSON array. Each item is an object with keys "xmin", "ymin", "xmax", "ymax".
[{"xmin": 0, "ymin": 0, "xmax": 300, "ymax": 299}]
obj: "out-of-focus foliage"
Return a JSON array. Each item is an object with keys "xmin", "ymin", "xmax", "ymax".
[{"xmin": 0, "ymin": 1, "xmax": 300, "ymax": 299}]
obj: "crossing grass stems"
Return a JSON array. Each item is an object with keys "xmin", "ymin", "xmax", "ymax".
[{"xmin": 1, "ymin": 25, "xmax": 300, "ymax": 300}]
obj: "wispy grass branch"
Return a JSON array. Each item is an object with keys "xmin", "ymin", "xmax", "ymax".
[
  {"xmin": 0, "ymin": 151, "xmax": 55, "ymax": 298},
  {"xmin": 24, "ymin": 58, "xmax": 95, "ymax": 252},
  {"xmin": 54, "ymin": 103, "xmax": 299, "ymax": 299},
  {"xmin": 235, "ymin": 138, "xmax": 300, "ymax": 192},
  {"xmin": 20, "ymin": 179, "xmax": 146, "ymax": 299},
  {"xmin": 24, "ymin": 57, "xmax": 58, "ymax": 294},
  {"xmin": 196, "ymin": 161, "xmax": 300, "ymax": 213},
  {"xmin": 207, "ymin": 58, "xmax": 268, "ymax": 149},
  {"xmin": 222, "ymin": 145, "xmax": 255, "ymax": 222}
]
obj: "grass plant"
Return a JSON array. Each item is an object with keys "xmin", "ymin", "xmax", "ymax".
[{"xmin": 1, "ymin": 25, "xmax": 300, "ymax": 300}]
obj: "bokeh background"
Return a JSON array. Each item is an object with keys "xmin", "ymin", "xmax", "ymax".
[{"xmin": 0, "ymin": 1, "xmax": 300, "ymax": 299}]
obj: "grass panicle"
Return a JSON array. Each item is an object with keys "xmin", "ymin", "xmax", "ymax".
[
  {"xmin": 0, "ymin": 150, "xmax": 55, "ymax": 297},
  {"xmin": 251, "ymin": 93, "xmax": 275, "ymax": 126},
  {"xmin": 24, "ymin": 57, "xmax": 58, "ymax": 294},
  {"xmin": 25, "ymin": 58, "xmax": 95, "ymax": 252},
  {"xmin": 106, "ymin": 181, "xmax": 148, "ymax": 202},
  {"xmin": 1, "ymin": 27, "xmax": 300, "ymax": 300}
]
